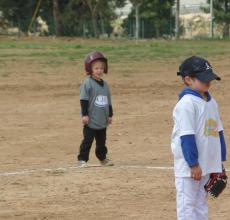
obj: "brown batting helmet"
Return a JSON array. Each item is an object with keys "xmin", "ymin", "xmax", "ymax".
[{"xmin": 84, "ymin": 51, "xmax": 108, "ymax": 74}]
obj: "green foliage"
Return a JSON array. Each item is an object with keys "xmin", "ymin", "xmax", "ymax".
[
  {"xmin": 206, "ymin": 0, "xmax": 230, "ymax": 37},
  {"xmin": 0, "ymin": 0, "xmax": 126, "ymax": 36},
  {"xmin": 124, "ymin": 0, "xmax": 174, "ymax": 38},
  {"xmin": 0, "ymin": 0, "xmax": 54, "ymax": 32},
  {"xmin": 61, "ymin": 0, "xmax": 90, "ymax": 36},
  {"xmin": 212, "ymin": 0, "xmax": 230, "ymax": 22},
  {"xmin": 0, "ymin": 0, "xmax": 35, "ymax": 31},
  {"xmin": 80, "ymin": 0, "xmax": 126, "ymax": 37}
]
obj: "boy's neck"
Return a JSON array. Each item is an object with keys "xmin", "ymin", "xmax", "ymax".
[
  {"xmin": 199, "ymin": 92, "xmax": 208, "ymax": 101},
  {"xmin": 91, "ymin": 75, "xmax": 102, "ymax": 81},
  {"xmin": 187, "ymin": 86, "xmax": 208, "ymax": 101}
]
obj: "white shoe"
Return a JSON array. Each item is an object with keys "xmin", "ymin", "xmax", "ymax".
[
  {"xmin": 78, "ymin": 160, "xmax": 88, "ymax": 168},
  {"xmin": 100, "ymin": 158, "xmax": 114, "ymax": 166}
]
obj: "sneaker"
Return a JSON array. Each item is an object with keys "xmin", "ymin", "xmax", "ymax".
[
  {"xmin": 100, "ymin": 158, "xmax": 114, "ymax": 166},
  {"xmin": 78, "ymin": 160, "xmax": 88, "ymax": 168}
]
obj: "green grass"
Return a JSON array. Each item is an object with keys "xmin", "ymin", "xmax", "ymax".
[{"xmin": 0, "ymin": 38, "xmax": 230, "ymax": 64}]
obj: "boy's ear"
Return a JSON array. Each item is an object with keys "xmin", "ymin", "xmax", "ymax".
[{"xmin": 183, "ymin": 76, "xmax": 192, "ymax": 85}]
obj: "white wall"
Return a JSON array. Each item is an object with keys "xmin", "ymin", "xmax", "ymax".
[
  {"xmin": 180, "ymin": 0, "xmax": 206, "ymax": 4},
  {"xmin": 179, "ymin": 0, "xmax": 209, "ymax": 14}
]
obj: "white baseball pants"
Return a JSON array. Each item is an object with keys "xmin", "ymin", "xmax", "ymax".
[{"xmin": 175, "ymin": 175, "xmax": 209, "ymax": 220}]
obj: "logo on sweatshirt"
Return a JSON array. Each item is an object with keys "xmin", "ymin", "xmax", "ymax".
[
  {"xmin": 204, "ymin": 118, "xmax": 218, "ymax": 137},
  {"xmin": 94, "ymin": 95, "xmax": 108, "ymax": 107}
]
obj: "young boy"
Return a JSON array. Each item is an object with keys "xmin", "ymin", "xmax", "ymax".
[
  {"xmin": 77, "ymin": 51, "xmax": 114, "ymax": 168},
  {"xmin": 171, "ymin": 56, "xmax": 227, "ymax": 220}
]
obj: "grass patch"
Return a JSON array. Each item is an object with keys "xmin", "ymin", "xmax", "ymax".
[{"xmin": 0, "ymin": 38, "xmax": 230, "ymax": 64}]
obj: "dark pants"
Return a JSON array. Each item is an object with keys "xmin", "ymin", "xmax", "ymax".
[{"xmin": 78, "ymin": 125, "xmax": 108, "ymax": 162}]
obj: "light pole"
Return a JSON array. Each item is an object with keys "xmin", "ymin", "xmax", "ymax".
[
  {"xmin": 210, "ymin": 0, "xmax": 214, "ymax": 38},
  {"xmin": 135, "ymin": 4, "xmax": 140, "ymax": 41},
  {"xmin": 175, "ymin": 0, "xmax": 180, "ymax": 39}
]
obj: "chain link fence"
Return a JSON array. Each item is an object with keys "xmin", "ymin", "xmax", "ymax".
[{"xmin": 0, "ymin": 11, "xmax": 228, "ymax": 39}]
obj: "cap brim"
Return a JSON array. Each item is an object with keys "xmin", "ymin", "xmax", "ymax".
[{"xmin": 196, "ymin": 69, "xmax": 221, "ymax": 82}]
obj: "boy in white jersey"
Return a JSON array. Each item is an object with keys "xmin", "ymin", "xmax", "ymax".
[{"xmin": 171, "ymin": 56, "xmax": 227, "ymax": 220}]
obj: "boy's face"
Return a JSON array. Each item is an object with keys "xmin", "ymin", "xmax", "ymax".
[
  {"xmin": 184, "ymin": 76, "xmax": 211, "ymax": 93},
  {"xmin": 91, "ymin": 60, "xmax": 105, "ymax": 80}
]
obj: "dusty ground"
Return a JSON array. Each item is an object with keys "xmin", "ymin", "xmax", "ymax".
[{"xmin": 0, "ymin": 38, "xmax": 229, "ymax": 220}]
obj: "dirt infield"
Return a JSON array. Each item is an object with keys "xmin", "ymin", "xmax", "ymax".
[{"xmin": 0, "ymin": 38, "xmax": 229, "ymax": 220}]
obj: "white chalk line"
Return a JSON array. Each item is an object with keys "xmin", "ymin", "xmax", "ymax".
[{"xmin": 0, "ymin": 165, "xmax": 229, "ymax": 177}]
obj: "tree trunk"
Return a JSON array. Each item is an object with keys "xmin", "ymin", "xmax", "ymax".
[
  {"xmin": 135, "ymin": 4, "xmax": 140, "ymax": 40},
  {"xmin": 210, "ymin": 0, "xmax": 213, "ymax": 38},
  {"xmin": 27, "ymin": 0, "xmax": 43, "ymax": 34},
  {"xmin": 175, "ymin": 0, "xmax": 180, "ymax": 39},
  {"xmin": 84, "ymin": 0, "xmax": 99, "ymax": 38},
  {"xmin": 91, "ymin": 11, "xmax": 99, "ymax": 38},
  {"xmin": 99, "ymin": 13, "xmax": 105, "ymax": 35},
  {"xmin": 223, "ymin": 0, "xmax": 230, "ymax": 38},
  {"xmin": 53, "ymin": 0, "xmax": 62, "ymax": 36},
  {"xmin": 155, "ymin": 23, "xmax": 160, "ymax": 38},
  {"xmin": 223, "ymin": 23, "xmax": 230, "ymax": 38}
]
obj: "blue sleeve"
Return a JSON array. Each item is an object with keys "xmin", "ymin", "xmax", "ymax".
[
  {"xmin": 180, "ymin": 134, "xmax": 199, "ymax": 167},
  {"xmin": 219, "ymin": 131, "xmax": 227, "ymax": 161}
]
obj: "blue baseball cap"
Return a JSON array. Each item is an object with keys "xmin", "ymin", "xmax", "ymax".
[{"xmin": 177, "ymin": 56, "xmax": 221, "ymax": 82}]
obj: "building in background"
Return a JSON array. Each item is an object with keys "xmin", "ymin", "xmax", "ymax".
[
  {"xmin": 175, "ymin": 0, "xmax": 223, "ymax": 39},
  {"xmin": 179, "ymin": 0, "xmax": 208, "ymax": 14}
]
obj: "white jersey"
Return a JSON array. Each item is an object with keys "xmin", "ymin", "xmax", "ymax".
[{"xmin": 171, "ymin": 93, "xmax": 223, "ymax": 177}]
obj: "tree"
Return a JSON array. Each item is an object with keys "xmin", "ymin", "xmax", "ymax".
[
  {"xmin": 124, "ymin": 0, "xmax": 174, "ymax": 38},
  {"xmin": 28, "ymin": 0, "xmax": 43, "ymax": 34},
  {"xmin": 129, "ymin": 0, "xmax": 144, "ymax": 39},
  {"xmin": 175, "ymin": 0, "xmax": 180, "ymax": 39},
  {"xmin": 61, "ymin": 0, "xmax": 91, "ymax": 36},
  {"xmin": 0, "ymin": 0, "xmax": 126, "ymax": 37},
  {"xmin": 0, "ymin": 0, "xmax": 59, "ymax": 33},
  {"xmin": 82, "ymin": 0, "xmax": 99, "ymax": 37},
  {"xmin": 82, "ymin": 0, "xmax": 126, "ymax": 38},
  {"xmin": 215, "ymin": 0, "xmax": 230, "ymax": 37},
  {"xmin": 53, "ymin": 0, "xmax": 62, "ymax": 36},
  {"xmin": 0, "ymin": 0, "xmax": 37, "ymax": 32},
  {"xmin": 206, "ymin": 0, "xmax": 230, "ymax": 37}
]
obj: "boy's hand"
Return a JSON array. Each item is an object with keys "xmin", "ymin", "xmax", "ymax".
[
  {"xmin": 191, "ymin": 164, "xmax": 202, "ymax": 180},
  {"xmin": 82, "ymin": 116, "xmax": 89, "ymax": 125},
  {"xmin": 108, "ymin": 117, "xmax": 112, "ymax": 124}
]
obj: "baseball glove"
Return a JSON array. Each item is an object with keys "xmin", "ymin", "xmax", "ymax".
[{"xmin": 204, "ymin": 168, "xmax": 228, "ymax": 198}]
